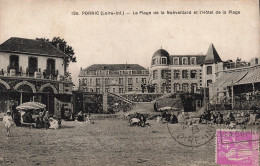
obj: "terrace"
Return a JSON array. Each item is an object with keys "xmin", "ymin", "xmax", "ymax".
[{"xmin": 0, "ymin": 67, "xmax": 72, "ymax": 83}]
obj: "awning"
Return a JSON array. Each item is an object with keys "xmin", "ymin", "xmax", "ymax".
[
  {"xmin": 54, "ymin": 93, "xmax": 73, "ymax": 102},
  {"xmin": 234, "ymin": 67, "xmax": 260, "ymax": 85},
  {"xmin": 210, "ymin": 70, "xmax": 248, "ymax": 88},
  {"xmin": 16, "ymin": 102, "xmax": 46, "ymax": 110}
]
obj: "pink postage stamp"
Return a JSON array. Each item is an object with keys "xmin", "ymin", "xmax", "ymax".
[{"xmin": 216, "ymin": 129, "xmax": 259, "ymax": 166}]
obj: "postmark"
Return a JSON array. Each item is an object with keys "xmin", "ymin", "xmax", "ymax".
[
  {"xmin": 216, "ymin": 129, "xmax": 259, "ymax": 166},
  {"xmin": 167, "ymin": 114, "xmax": 217, "ymax": 147}
]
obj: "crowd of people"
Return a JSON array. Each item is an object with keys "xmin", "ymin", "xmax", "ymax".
[
  {"xmin": 125, "ymin": 112, "xmax": 147, "ymax": 127},
  {"xmin": 199, "ymin": 108, "xmax": 260, "ymax": 128},
  {"xmin": 121, "ymin": 94, "xmax": 163, "ymax": 102}
]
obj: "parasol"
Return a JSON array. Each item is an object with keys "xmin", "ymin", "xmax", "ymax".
[{"xmin": 16, "ymin": 102, "xmax": 46, "ymax": 110}]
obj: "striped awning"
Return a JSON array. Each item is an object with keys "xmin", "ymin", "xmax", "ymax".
[
  {"xmin": 234, "ymin": 67, "xmax": 260, "ymax": 85},
  {"xmin": 16, "ymin": 102, "xmax": 46, "ymax": 110},
  {"xmin": 211, "ymin": 70, "xmax": 248, "ymax": 88}
]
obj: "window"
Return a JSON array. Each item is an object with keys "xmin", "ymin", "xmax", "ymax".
[
  {"xmin": 191, "ymin": 57, "xmax": 196, "ymax": 65},
  {"xmin": 96, "ymin": 78, "xmax": 100, "ymax": 85},
  {"xmin": 119, "ymin": 88, "xmax": 124, "ymax": 93},
  {"xmin": 136, "ymin": 78, "xmax": 139, "ymax": 83},
  {"xmin": 191, "ymin": 83, "xmax": 197, "ymax": 93},
  {"xmin": 141, "ymin": 78, "xmax": 146, "ymax": 84},
  {"xmin": 207, "ymin": 66, "xmax": 212, "ymax": 75},
  {"xmin": 113, "ymin": 88, "xmax": 116, "ymax": 93},
  {"xmin": 128, "ymin": 70, "xmax": 132, "ymax": 75},
  {"xmin": 182, "ymin": 70, "xmax": 188, "ymax": 79},
  {"xmin": 105, "ymin": 78, "xmax": 109, "ymax": 84},
  {"xmin": 106, "ymin": 71, "xmax": 109, "ymax": 75},
  {"xmin": 206, "ymin": 80, "xmax": 212, "ymax": 88},
  {"xmin": 96, "ymin": 71, "xmax": 101, "ymax": 75},
  {"xmin": 173, "ymin": 58, "xmax": 179, "ymax": 65},
  {"xmin": 90, "ymin": 78, "xmax": 92, "ymax": 85},
  {"xmin": 190, "ymin": 70, "xmax": 197, "ymax": 78},
  {"xmin": 153, "ymin": 70, "xmax": 158, "ymax": 79},
  {"xmin": 173, "ymin": 83, "xmax": 180, "ymax": 92},
  {"xmin": 207, "ymin": 80, "xmax": 212, "ymax": 87},
  {"xmin": 161, "ymin": 69, "xmax": 167, "ymax": 79},
  {"xmin": 119, "ymin": 78, "xmax": 123, "ymax": 85},
  {"xmin": 128, "ymin": 78, "xmax": 133, "ymax": 84},
  {"xmin": 128, "ymin": 87, "xmax": 133, "ymax": 92},
  {"xmin": 152, "ymin": 58, "xmax": 156, "ymax": 65},
  {"xmin": 119, "ymin": 71, "xmax": 123, "ymax": 75},
  {"xmin": 182, "ymin": 83, "xmax": 189, "ymax": 92},
  {"xmin": 173, "ymin": 70, "xmax": 180, "ymax": 79},
  {"xmin": 105, "ymin": 88, "xmax": 109, "ymax": 92},
  {"xmin": 182, "ymin": 58, "xmax": 188, "ymax": 65},
  {"xmin": 28, "ymin": 57, "xmax": 38, "ymax": 75},
  {"xmin": 96, "ymin": 88, "xmax": 100, "ymax": 93},
  {"xmin": 162, "ymin": 57, "xmax": 167, "ymax": 64}
]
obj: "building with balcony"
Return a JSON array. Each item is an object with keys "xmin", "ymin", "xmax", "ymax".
[
  {"xmin": 78, "ymin": 64, "xmax": 149, "ymax": 94},
  {"xmin": 0, "ymin": 37, "xmax": 74, "ymax": 116}
]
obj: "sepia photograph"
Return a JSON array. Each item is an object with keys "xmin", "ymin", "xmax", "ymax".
[{"xmin": 0, "ymin": 0, "xmax": 259, "ymax": 165}]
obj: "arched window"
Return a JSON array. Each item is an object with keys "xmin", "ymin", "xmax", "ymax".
[
  {"xmin": 152, "ymin": 58, "xmax": 156, "ymax": 65},
  {"xmin": 191, "ymin": 57, "xmax": 196, "ymax": 65},
  {"xmin": 173, "ymin": 58, "xmax": 179, "ymax": 65},
  {"xmin": 182, "ymin": 57, "xmax": 188, "ymax": 65},
  {"xmin": 207, "ymin": 66, "xmax": 212, "ymax": 75},
  {"xmin": 162, "ymin": 57, "xmax": 167, "ymax": 64}
]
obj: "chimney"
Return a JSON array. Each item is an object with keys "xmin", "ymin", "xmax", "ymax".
[
  {"xmin": 80, "ymin": 67, "xmax": 82, "ymax": 71},
  {"xmin": 57, "ymin": 43, "xmax": 65, "ymax": 52}
]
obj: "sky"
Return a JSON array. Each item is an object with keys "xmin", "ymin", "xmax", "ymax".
[{"xmin": 0, "ymin": 0, "xmax": 259, "ymax": 87}]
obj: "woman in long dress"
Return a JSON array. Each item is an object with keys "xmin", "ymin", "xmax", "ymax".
[{"xmin": 3, "ymin": 110, "xmax": 14, "ymax": 137}]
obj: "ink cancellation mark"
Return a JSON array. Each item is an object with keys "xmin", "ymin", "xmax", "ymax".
[{"xmin": 167, "ymin": 118, "xmax": 216, "ymax": 147}]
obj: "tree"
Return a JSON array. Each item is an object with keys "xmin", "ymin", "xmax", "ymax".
[{"xmin": 36, "ymin": 37, "xmax": 76, "ymax": 76}]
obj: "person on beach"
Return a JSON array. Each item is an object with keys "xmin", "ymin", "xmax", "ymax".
[{"xmin": 3, "ymin": 110, "xmax": 14, "ymax": 137}]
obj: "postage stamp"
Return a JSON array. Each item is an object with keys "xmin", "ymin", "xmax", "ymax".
[{"xmin": 216, "ymin": 129, "xmax": 259, "ymax": 166}]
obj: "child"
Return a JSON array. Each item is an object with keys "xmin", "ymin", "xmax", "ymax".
[{"xmin": 3, "ymin": 110, "xmax": 14, "ymax": 137}]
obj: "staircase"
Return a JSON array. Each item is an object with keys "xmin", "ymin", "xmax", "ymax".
[{"xmin": 108, "ymin": 92, "xmax": 133, "ymax": 104}]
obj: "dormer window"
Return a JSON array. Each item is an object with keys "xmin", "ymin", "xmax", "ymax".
[
  {"xmin": 162, "ymin": 57, "xmax": 167, "ymax": 64},
  {"xmin": 191, "ymin": 57, "xmax": 196, "ymax": 65},
  {"xmin": 152, "ymin": 58, "xmax": 156, "ymax": 65},
  {"xmin": 173, "ymin": 58, "xmax": 179, "ymax": 65},
  {"xmin": 182, "ymin": 57, "xmax": 188, "ymax": 65}
]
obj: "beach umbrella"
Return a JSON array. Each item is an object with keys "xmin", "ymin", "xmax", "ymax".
[{"xmin": 16, "ymin": 102, "xmax": 46, "ymax": 110}]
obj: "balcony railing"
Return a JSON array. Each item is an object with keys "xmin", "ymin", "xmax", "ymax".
[
  {"xmin": 26, "ymin": 67, "xmax": 39, "ymax": 77},
  {"xmin": 0, "ymin": 67, "xmax": 71, "ymax": 82},
  {"xmin": 7, "ymin": 65, "xmax": 22, "ymax": 76}
]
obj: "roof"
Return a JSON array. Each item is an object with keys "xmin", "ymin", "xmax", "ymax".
[
  {"xmin": 211, "ymin": 70, "xmax": 248, "ymax": 88},
  {"xmin": 203, "ymin": 43, "xmax": 222, "ymax": 64},
  {"xmin": 83, "ymin": 64, "xmax": 147, "ymax": 71},
  {"xmin": 169, "ymin": 55, "xmax": 205, "ymax": 65},
  {"xmin": 0, "ymin": 37, "xmax": 67, "ymax": 58},
  {"xmin": 234, "ymin": 67, "xmax": 260, "ymax": 85},
  {"xmin": 152, "ymin": 49, "xmax": 170, "ymax": 58}
]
